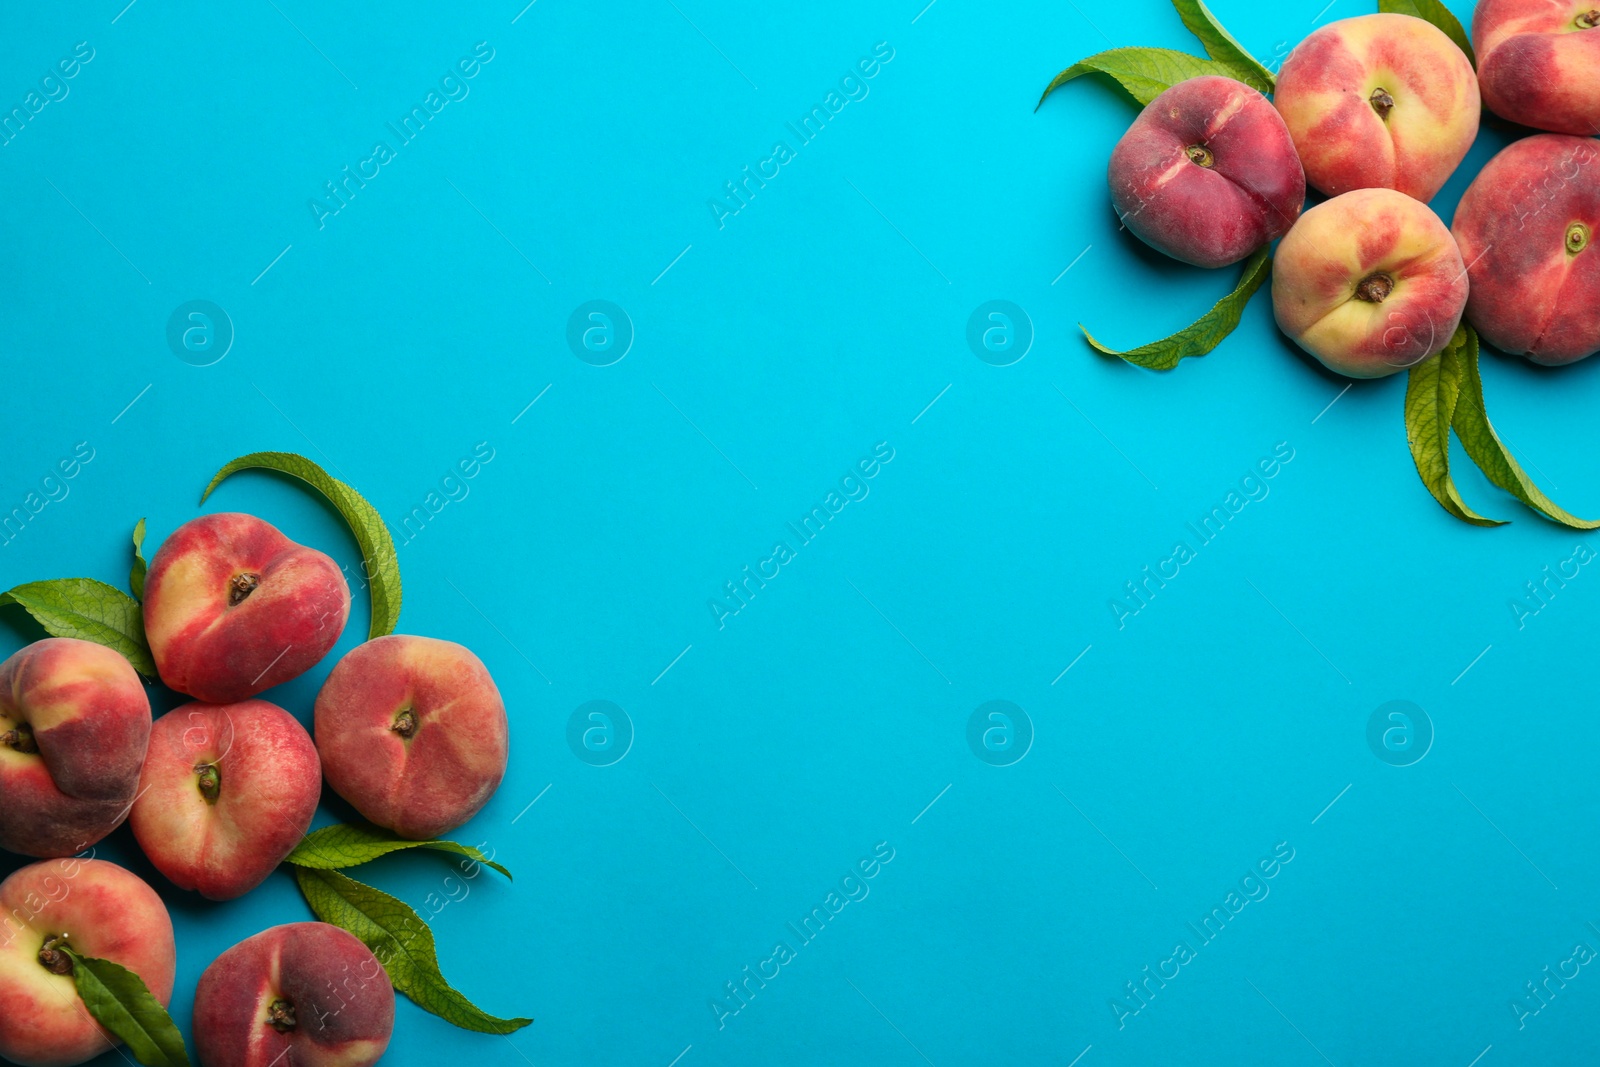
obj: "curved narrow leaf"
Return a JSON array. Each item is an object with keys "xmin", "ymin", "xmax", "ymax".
[
  {"xmin": 1378, "ymin": 0, "xmax": 1475, "ymax": 66},
  {"xmin": 130, "ymin": 518, "xmax": 147, "ymax": 601},
  {"xmin": 287, "ymin": 822, "xmax": 510, "ymax": 879},
  {"xmin": 1037, "ymin": 47, "xmax": 1232, "ymax": 109},
  {"xmin": 1450, "ymin": 326, "xmax": 1600, "ymax": 529},
  {"xmin": 1170, "ymin": 0, "xmax": 1276, "ymax": 92},
  {"xmin": 201, "ymin": 452, "xmax": 401, "ymax": 639},
  {"xmin": 1404, "ymin": 336, "xmax": 1503, "ymax": 526},
  {"xmin": 60, "ymin": 946, "xmax": 190, "ymax": 1067},
  {"xmin": 1081, "ymin": 247, "xmax": 1271, "ymax": 369},
  {"xmin": 0, "ymin": 579, "xmax": 156, "ymax": 676},
  {"xmin": 293, "ymin": 866, "xmax": 531, "ymax": 1034}
]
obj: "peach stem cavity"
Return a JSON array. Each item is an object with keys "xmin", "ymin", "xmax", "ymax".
[
  {"xmin": 227, "ymin": 572, "xmax": 261, "ymax": 606},
  {"xmin": 1369, "ymin": 87, "xmax": 1395, "ymax": 120},
  {"xmin": 1355, "ymin": 272, "xmax": 1395, "ymax": 303},
  {"xmin": 1, "ymin": 723, "xmax": 36, "ymax": 754}
]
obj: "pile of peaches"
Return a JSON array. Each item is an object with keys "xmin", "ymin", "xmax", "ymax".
[
  {"xmin": 1109, "ymin": 3, "xmax": 1600, "ymax": 375},
  {"xmin": 0, "ymin": 513, "xmax": 510, "ymax": 1067}
]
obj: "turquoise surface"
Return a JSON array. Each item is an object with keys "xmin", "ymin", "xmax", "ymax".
[{"xmin": 2, "ymin": 0, "xmax": 1598, "ymax": 1063}]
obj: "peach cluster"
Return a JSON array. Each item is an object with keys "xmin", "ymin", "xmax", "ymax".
[
  {"xmin": 1103, "ymin": 9, "xmax": 1600, "ymax": 374},
  {"xmin": 0, "ymin": 510, "xmax": 510, "ymax": 1066}
]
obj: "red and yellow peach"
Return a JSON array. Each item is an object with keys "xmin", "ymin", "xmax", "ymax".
[
  {"xmin": 1475, "ymin": 0, "xmax": 1600, "ymax": 135},
  {"xmin": 0, "ymin": 639, "xmax": 151, "ymax": 858},
  {"xmin": 315, "ymin": 635, "xmax": 508, "ymax": 840},
  {"xmin": 1453, "ymin": 133, "xmax": 1600, "ymax": 364},
  {"xmin": 130, "ymin": 699, "xmax": 321, "ymax": 900},
  {"xmin": 142, "ymin": 513, "xmax": 350, "ymax": 704},
  {"xmin": 1108, "ymin": 75, "xmax": 1305, "ymax": 268},
  {"xmin": 193, "ymin": 922, "xmax": 393, "ymax": 1067},
  {"xmin": 1273, "ymin": 187, "xmax": 1468, "ymax": 377},
  {"xmin": 0, "ymin": 858, "xmax": 176, "ymax": 1067},
  {"xmin": 1274, "ymin": 13, "xmax": 1479, "ymax": 202}
]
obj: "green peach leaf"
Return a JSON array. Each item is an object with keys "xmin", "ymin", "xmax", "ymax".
[
  {"xmin": 1404, "ymin": 333, "xmax": 1504, "ymax": 526},
  {"xmin": 1081, "ymin": 246, "xmax": 1271, "ymax": 370},
  {"xmin": 59, "ymin": 945, "xmax": 191, "ymax": 1067},
  {"xmin": 130, "ymin": 518, "xmax": 147, "ymax": 601},
  {"xmin": 286, "ymin": 822, "xmax": 510, "ymax": 879},
  {"xmin": 1036, "ymin": 47, "xmax": 1235, "ymax": 109},
  {"xmin": 293, "ymin": 866, "xmax": 532, "ymax": 1034},
  {"xmin": 1450, "ymin": 325, "xmax": 1600, "ymax": 529},
  {"xmin": 1170, "ymin": 0, "xmax": 1276, "ymax": 92},
  {"xmin": 1377, "ymin": 0, "xmax": 1475, "ymax": 67},
  {"xmin": 0, "ymin": 578, "xmax": 156, "ymax": 676},
  {"xmin": 201, "ymin": 451, "xmax": 400, "ymax": 640}
]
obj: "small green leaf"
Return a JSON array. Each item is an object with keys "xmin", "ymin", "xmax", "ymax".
[
  {"xmin": 1037, "ymin": 47, "xmax": 1235, "ymax": 109},
  {"xmin": 1170, "ymin": 0, "xmax": 1276, "ymax": 92},
  {"xmin": 1081, "ymin": 246, "xmax": 1271, "ymax": 369},
  {"xmin": 1449, "ymin": 325, "xmax": 1600, "ymax": 529},
  {"xmin": 59, "ymin": 944, "xmax": 190, "ymax": 1067},
  {"xmin": 293, "ymin": 866, "xmax": 532, "ymax": 1034},
  {"xmin": 0, "ymin": 579, "xmax": 156, "ymax": 676},
  {"xmin": 1405, "ymin": 334, "xmax": 1503, "ymax": 527},
  {"xmin": 286, "ymin": 822, "xmax": 511, "ymax": 879},
  {"xmin": 130, "ymin": 518, "xmax": 147, "ymax": 601},
  {"xmin": 1378, "ymin": 0, "xmax": 1475, "ymax": 67},
  {"xmin": 201, "ymin": 452, "xmax": 401, "ymax": 640}
]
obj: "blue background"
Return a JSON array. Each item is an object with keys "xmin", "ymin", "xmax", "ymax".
[{"xmin": 2, "ymin": 0, "xmax": 1598, "ymax": 1063}]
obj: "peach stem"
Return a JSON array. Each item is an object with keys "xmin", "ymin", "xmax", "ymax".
[
  {"xmin": 228, "ymin": 572, "xmax": 261, "ymax": 606},
  {"xmin": 1, "ymin": 723, "xmax": 36, "ymax": 754},
  {"xmin": 1369, "ymin": 88, "xmax": 1395, "ymax": 121},
  {"xmin": 37, "ymin": 934, "xmax": 73, "ymax": 976},
  {"xmin": 266, "ymin": 999, "xmax": 297, "ymax": 1033}
]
